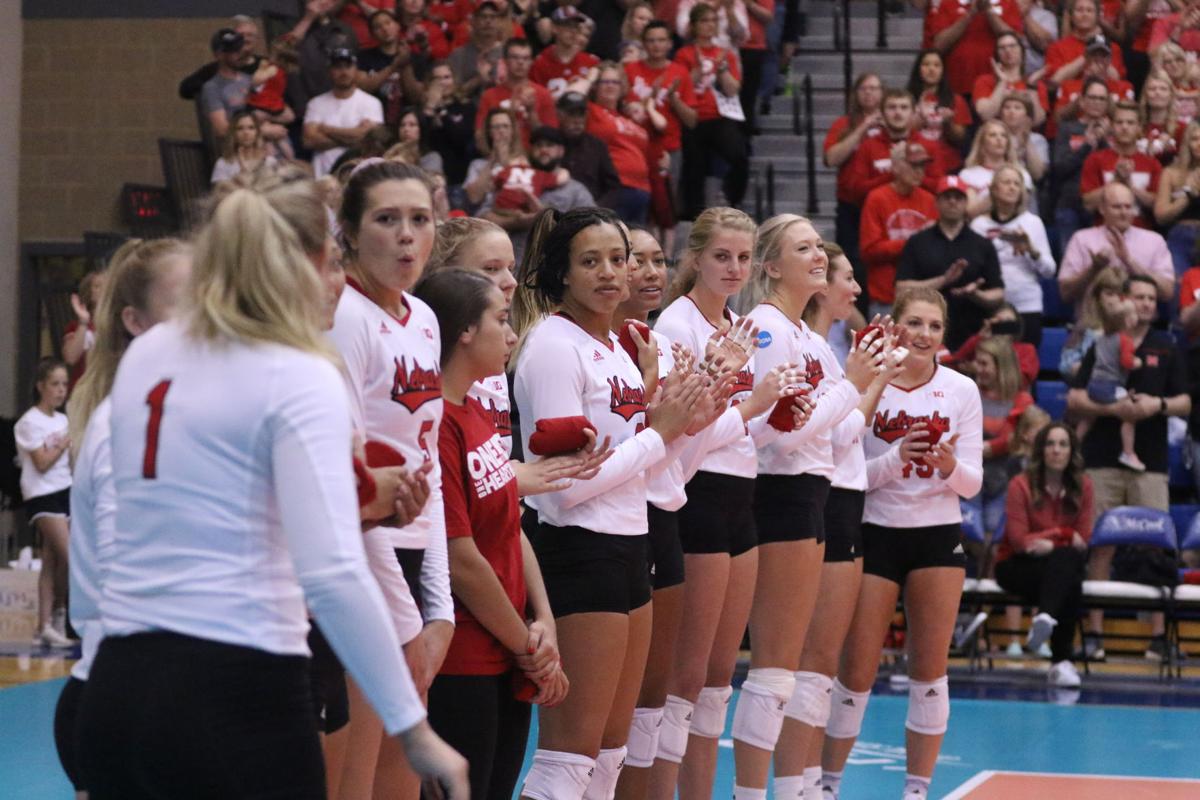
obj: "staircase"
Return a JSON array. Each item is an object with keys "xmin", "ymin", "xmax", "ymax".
[{"xmin": 748, "ymin": 1, "xmax": 923, "ymax": 236}]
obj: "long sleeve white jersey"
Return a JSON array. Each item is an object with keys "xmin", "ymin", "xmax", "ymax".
[
  {"xmin": 68, "ymin": 398, "xmax": 114, "ymax": 681},
  {"xmin": 654, "ymin": 296, "xmax": 757, "ymax": 478},
  {"xmin": 102, "ymin": 320, "xmax": 425, "ymax": 736},
  {"xmin": 327, "ymin": 283, "xmax": 452, "ymax": 625},
  {"xmin": 863, "ymin": 364, "xmax": 984, "ymax": 528},
  {"xmin": 514, "ymin": 314, "xmax": 665, "ymax": 535},
  {"xmin": 750, "ymin": 303, "xmax": 862, "ymax": 477},
  {"xmin": 468, "ymin": 372, "xmax": 512, "ymax": 457}
]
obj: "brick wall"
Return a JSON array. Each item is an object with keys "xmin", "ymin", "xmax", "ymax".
[{"xmin": 20, "ymin": 18, "xmax": 224, "ymax": 240}]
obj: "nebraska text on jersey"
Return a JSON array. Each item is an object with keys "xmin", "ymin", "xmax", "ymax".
[{"xmin": 391, "ymin": 355, "xmax": 442, "ymax": 412}]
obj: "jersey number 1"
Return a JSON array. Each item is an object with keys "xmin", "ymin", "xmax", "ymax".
[{"xmin": 143, "ymin": 380, "xmax": 172, "ymax": 479}]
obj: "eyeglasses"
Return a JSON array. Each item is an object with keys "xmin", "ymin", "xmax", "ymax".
[
  {"xmin": 597, "ymin": 78, "xmax": 622, "ymax": 85},
  {"xmin": 1084, "ymin": 94, "xmax": 1109, "ymax": 101}
]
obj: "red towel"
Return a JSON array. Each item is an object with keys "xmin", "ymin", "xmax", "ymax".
[{"xmin": 527, "ymin": 416, "xmax": 596, "ymax": 456}]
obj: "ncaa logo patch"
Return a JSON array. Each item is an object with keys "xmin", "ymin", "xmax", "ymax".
[{"xmin": 757, "ymin": 330, "xmax": 773, "ymax": 348}]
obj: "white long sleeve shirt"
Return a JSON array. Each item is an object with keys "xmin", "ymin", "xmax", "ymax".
[{"xmin": 68, "ymin": 399, "xmax": 115, "ymax": 681}]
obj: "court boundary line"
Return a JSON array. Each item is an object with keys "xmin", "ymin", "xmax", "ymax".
[{"xmin": 942, "ymin": 769, "xmax": 1200, "ymax": 799}]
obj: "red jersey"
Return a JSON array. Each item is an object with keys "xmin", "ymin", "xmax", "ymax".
[
  {"xmin": 923, "ymin": 0, "xmax": 1023, "ymax": 95},
  {"xmin": 438, "ymin": 398, "xmax": 526, "ymax": 676},
  {"xmin": 530, "ymin": 48, "xmax": 600, "ymax": 98},
  {"xmin": 673, "ymin": 44, "xmax": 740, "ymax": 122},
  {"xmin": 843, "ymin": 129, "xmax": 944, "ymax": 205},
  {"xmin": 587, "ymin": 102, "xmax": 651, "ymax": 192},
  {"xmin": 1079, "ymin": 148, "xmax": 1162, "ymax": 227},
  {"xmin": 493, "ymin": 162, "xmax": 561, "ymax": 209},
  {"xmin": 1044, "ymin": 34, "xmax": 1127, "ymax": 81},
  {"xmin": 626, "ymin": 60, "xmax": 697, "ymax": 153},
  {"xmin": 859, "ymin": 182, "xmax": 937, "ymax": 305},
  {"xmin": 476, "ymin": 82, "xmax": 559, "ymax": 148}
]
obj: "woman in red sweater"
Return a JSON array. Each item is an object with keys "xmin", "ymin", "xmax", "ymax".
[
  {"xmin": 586, "ymin": 61, "xmax": 656, "ymax": 225},
  {"xmin": 995, "ymin": 422, "xmax": 1093, "ymax": 688}
]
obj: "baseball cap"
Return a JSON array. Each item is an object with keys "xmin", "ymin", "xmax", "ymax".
[
  {"xmin": 475, "ymin": 0, "xmax": 510, "ymax": 15},
  {"xmin": 935, "ymin": 175, "xmax": 969, "ymax": 196},
  {"xmin": 328, "ymin": 47, "xmax": 357, "ymax": 66},
  {"xmin": 552, "ymin": 6, "xmax": 593, "ymax": 26},
  {"xmin": 904, "ymin": 142, "xmax": 932, "ymax": 166},
  {"xmin": 531, "ymin": 126, "xmax": 566, "ymax": 146},
  {"xmin": 557, "ymin": 91, "xmax": 588, "ymax": 115},
  {"xmin": 211, "ymin": 28, "xmax": 245, "ymax": 53},
  {"xmin": 1085, "ymin": 35, "xmax": 1111, "ymax": 55}
]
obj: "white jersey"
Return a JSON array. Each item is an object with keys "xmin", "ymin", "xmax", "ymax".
[
  {"xmin": 654, "ymin": 296, "xmax": 757, "ymax": 478},
  {"xmin": 644, "ymin": 330, "xmax": 691, "ymax": 512},
  {"xmin": 468, "ymin": 372, "xmax": 512, "ymax": 457},
  {"xmin": 750, "ymin": 304, "xmax": 861, "ymax": 478},
  {"xmin": 14, "ymin": 407, "xmax": 71, "ymax": 500},
  {"xmin": 514, "ymin": 314, "xmax": 665, "ymax": 535},
  {"xmin": 102, "ymin": 320, "xmax": 424, "ymax": 736},
  {"xmin": 68, "ymin": 399, "xmax": 114, "ymax": 681},
  {"xmin": 863, "ymin": 364, "xmax": 983, "ymax": 528},
  {"xmin": 328, "ymin": 282, "xmax": 452, "ymax": 624}
]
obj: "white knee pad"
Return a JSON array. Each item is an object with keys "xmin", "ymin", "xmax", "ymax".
[
  {"xmin": 783, "ymin": 670, "xmax": 834, "ymax": 728},
  {"xmin": 522, "ymin": 749, "xmax": 597, "ymax": 800},
  {"xmin": 731, "ymin": 667, "xmax": 796, "ymax": 750},
  {"xmin": 657, "ymin": 695, "xmax": 694, "ymax": 762},
  {"xmin": 625, "ymin": 707, "xmax": 664, "ymax": 768},
  {"xmin": 905, "ymin": 677, "xmax": 950, "ymax": 736},
  {"xmin": 582, "ymin": 746, "xmax": 627, "ymax": 800},
  {"xmin": 690, "ymin": 685, "xmax": 733, "ymax": 738},
  {"xmin": 825, "ymin": 678, "xmax": 871, "ymax": 739}
]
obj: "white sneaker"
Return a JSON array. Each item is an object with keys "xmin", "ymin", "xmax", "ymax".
[
  {"xmin": 1117, "ymin": 451, "xmax": 1147, "ymax": 472},
  {"xmin": 1048, "ymin": 660, "xmax": 1081, "ymax": 687},
  {"xmin": 1026, "ymin": 612, "xmax": 1057, "ymax": 654},
  {"xmin": 1005, "ymin": 641, "xmax": 1023, "ymax": 657},
  {"xmin": 953, "ymin": 611, "xmax": 988, "ymax": 648},
  {"xmin": 40, "ymin": 624, "xmax": 74, "ymax": 649},
  {"xmin": 1036, "ymin": 643, "xmax": 1052, "ymax": 658}
]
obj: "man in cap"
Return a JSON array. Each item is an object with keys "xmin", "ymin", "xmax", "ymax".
[
  {"xmin": 180, "ymin": 16, "xmax": 263, "ymax": 101},
  {"xmin": 896, "ymin": 175, "xmax": 1005, "ymax": 350},
  {"xmin": 555, "ymin": 92, "xmax": 622, "ymax": 206},
  {"xmin": 200, "ymin": 28, "xmax": 254, "ymax": 139},
  {"xmin": 447, "ymin": 0, "xmax": 511, "ymax": 96},
  {"xmin": 530, "ymin": 8, "xmax": 599, "ymax": 99},
  {"xmin": 302, "ymin": 48, "xmax": 385, "ymax": 177},
  {"xmin": 859, "ymin": 142, "xmax": 939, "ymax": 317},
  {"xmin": 476, "ymin": 37, "xmax": 559, "ymax": 149},
  {"xmin": 1042, "ymin": 35, "xmax": 1134, "ymax": 135}
]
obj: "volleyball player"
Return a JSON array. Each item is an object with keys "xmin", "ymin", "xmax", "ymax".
[
  {"xmin": 54, "ymin": 238, "xmax": 191, "ymax": 796},
  {"xmin": 773, "ymin": 244, "xmax": 900, "ymax": 799},
  {"xmin": 513, "ymin": 207, "xmax": 705, "ymax": 800},
  {"xmin": 735, "ymin": 218, "xmax": 886, "ymax": 800},
  {"xmin": 416, "ymin": 267, "xmax": 567, "ymax": 799},
  {"xmin": 650, "ymin": 207, "xmax": 764, "ymax": 800},
  {"xmin": 15, "ymin": 358, "xmax": 73, "ymax": 649},
  {"xmin": 326, "ymin": 159, "xmax": 452, "ymax": 799},
  {"xmin": 75, "ymin": 171, "xmax": 467, "ymax": 799},
  {"xmin": 821, "ymin": 288, "xmax": 983, "ymax": 800}
]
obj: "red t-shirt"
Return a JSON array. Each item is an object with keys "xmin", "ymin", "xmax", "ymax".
[
  {"xmin": 859, "ymin": 182, "xmax": 937, "ymax": 304},
  {"xmin": 923, "ymin": 0, "xmax": 1023, "ymax": 95},
  {"xmin": 1038, "ymin": 78, "xmax": 1134, "ymax": 139},
  {"xmin": 673, "ymin": 44, "xmax": 740, "ymax": 122},
  {"xmin": 405, "ymin": 19, "xmax": 452, "ymax": 60},
  {"xmin": 826, "ymin": 115, "xmax": 881, "ymax": 204},
  {"xmin": 1079, "ymin": 148, "xmax": 1162, "ymax": 227},
  {"xmin": 914, "ymin": 89, "xmax": 971, "ymax": 172},
  {"xmin": 247, "ymin": 65, "xmax": 288, "ymax": 114},
  {"xmin": 843, "ymin": 129, "xmax": 945, "ymax": 205},
  {"xmin": 971, "ymin": 73, "xmax": 1030, "ymax": 103},
  {"xmin": 438, "ymin": 398, "xmax": 526, "ymax": 676},
  {"xmin": 476, "ymin": 82, "xmax": 559, "ymax": 148},
  {"xmin": 427, "ymin": 0, "xmax": 473, "ymax": 29},
  {"xmin": 493, "ymin": 163, "xmax": 560, "ymax": 209},
  {"xmin": 1131, "ymin": 0, "xmax": 1175, "ymax": 52},
  {"xmin": 1044, "ymin": 34, "xmax": 1127, "ymax": 81},
  {"xmin": 530, "ymin": 49, "xmax": 600, "ymax": 98},
  {"xmin": 337, "ymin": 0, "xmax": 396, "ymax": 49},
  {"xmin": 1181, "ymin": 267, "xmax": 1200, "ymax": 310},
  {"xmin": 625, "ymin": 60, "xmax": 697, "ymax": 153},
  {"xmin": 742, "ymin": 0, "xmax": 775, "ymax": 49},
  {"xmin": 587, "ymin": 102, "xmax": 651, "ymax": 192}
]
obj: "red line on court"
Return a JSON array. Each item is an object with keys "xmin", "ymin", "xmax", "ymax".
[{"xmin": 948, "ymin": 771, "xmax": 1200, "ymax": 799}]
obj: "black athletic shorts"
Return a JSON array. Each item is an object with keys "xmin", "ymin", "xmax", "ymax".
[
  {"xmin": 395, "ymin": 547, "xmax": 426, "ymax": 616},
  {"xmin": 647, "ymin": 503, "xmax": 685, "ymax": 590},
  {"xmin": 823, "ymin": 488, "xmax": 865, "ymax": 563},
  {"xmin": 308, "ymin": 622, "xmax": 349, "ymax": 734},
  {"xmin": 53, "ymin": 676, "xmax": 86, "ymax": 790},
  {"xmin": 677, "ymin": 471, "xmax": 757, "ymax": 555},
  {"xmin": 26, "ymin": 487, "xmax": 70, "ymax": 521},
  {"xmin": 754, "ymin": 473, "xmax": 830, "ymax": 545},
  {"xmin": 78, "ymin": 631, "xmax": 325, "ymax": 800},
  {"xmin": 528, "ymin": 521, "xmax": 652, "ymax": 616},
  {"xmin": 861, "ymin": 522, "xmax": 967, "ymax": 585}
]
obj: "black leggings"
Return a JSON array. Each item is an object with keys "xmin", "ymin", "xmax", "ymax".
[
  {"xmin": 78, "ymin": 632, "xmax": 324, "ymax": 800},
  {"xmin": 680, "ymin": 118, "xmax": 749, "ymax": 220},
  {"xmin": 994, "ymin": 548, "xmax": 1086, "ymax": 662},
  {"xmin": 53, "ymin": 676, "xmax": 86, "ymax": 790},
  {"xmin": 425, "ymin": 673, "xmax": 532, "ymax": 800}
]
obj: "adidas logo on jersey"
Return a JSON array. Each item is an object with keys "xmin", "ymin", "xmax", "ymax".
[
  {"xmin": 379, "ymin": 321, "xmax": 390, "ymax": 334},
  {"xmin": 842, "ymin": 698, "xmax": 856, "ymax": 706},
  {"xmin": 593, "ymin": 350, "xmax": 605, "ymax": 362}
]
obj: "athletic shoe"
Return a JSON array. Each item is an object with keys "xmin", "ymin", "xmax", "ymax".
[
  {"xmin": 1081, "ymin": 635, "xmax": 1106, "ymax": 662},
  {"xmin": 1025, "ymin": 612, "xmax": 1057, "ymax": 654},
  {"xmin": 40, "ymin": 624, "xmax": 74, "ymax": 649},
  {"xmin": 1117, "ymin": 452, "xmax": 1147, "ymax": 472},
  {"xmin": 953, "ymin": 611, "xmax": 988, "ymax": 648},
  {"xmin": 1145, "ymin": 637, "xmax": 1186, "ymax": 662},
  {"xmin": 1048, "ymin": 660, "xmax": 1081, "ymax": 687},
  {"xmin": 1036, "ymin": 643, "xmax": 1052, "ymax": 659},
  {"xmin": 1004, "ymin": 641, "xmax": 1023, "ymax": 658},
  {"xmin": 52, "ymin": 607, "xmax": 69, "ymax": 638}
]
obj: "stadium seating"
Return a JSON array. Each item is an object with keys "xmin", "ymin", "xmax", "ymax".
[
  {"xmin": 1038, "ymin": 327, "xmax": 1068, "ymax": 378},
  {"xmin": 1035, "ymin": 380, "xmax": 1068, "ymax": 422}
]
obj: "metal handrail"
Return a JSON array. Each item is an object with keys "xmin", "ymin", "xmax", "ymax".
[
  {"xmin": 842, "ymin": 0, "xmax": 852, "ymax": 104},
  {"xmin": 877, "ymin": 0, "xmax": 888, "ymax": 49},
  {"xmin": 803, "ymin": 74, "xmax": 818, "ymax": 215},
  {"xmin": 755, "ymin": 178, "xmax": 764, "ymax": 222},
  {"xmin": 791, "ymin": 74, "xmax": 801, "ymax": 137}
]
